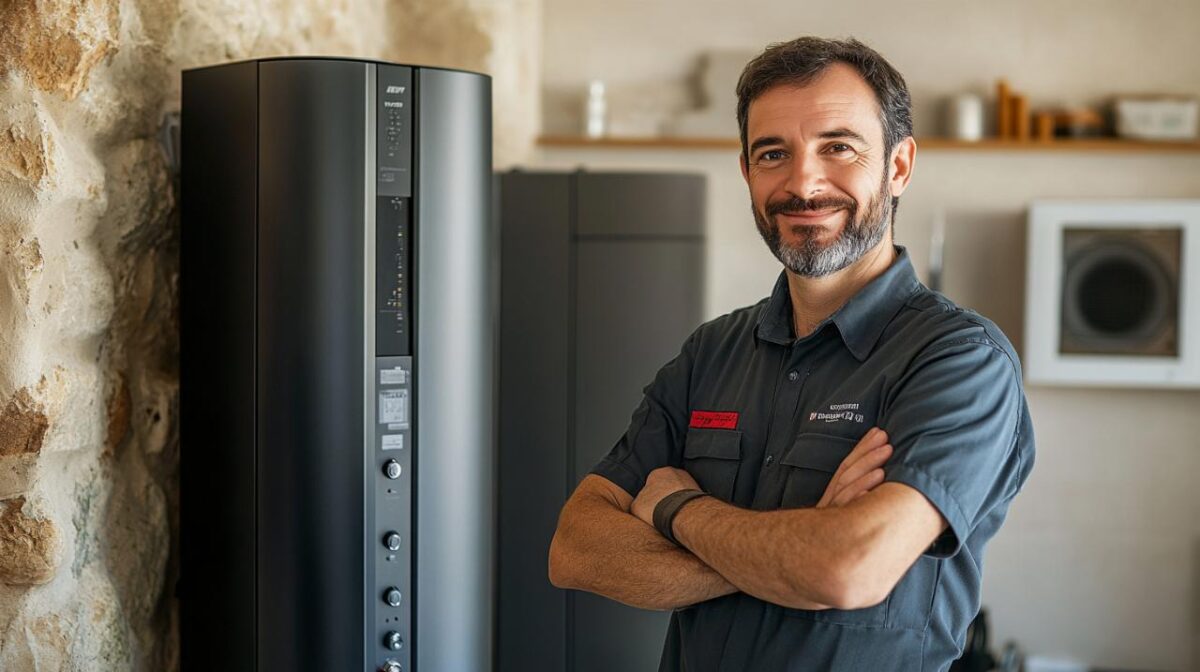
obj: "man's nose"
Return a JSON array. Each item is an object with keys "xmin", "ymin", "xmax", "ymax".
[{"xmin": 782, "ymin": 151, "xmax": 826, "ymax": 200}]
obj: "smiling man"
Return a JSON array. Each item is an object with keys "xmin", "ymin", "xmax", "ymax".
[{"xmin": 548, "ymin": 37, "xmax": 1035, "ymax": 672}]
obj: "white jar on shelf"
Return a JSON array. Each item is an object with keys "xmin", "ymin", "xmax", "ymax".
[
  {"xmin": 945, "ymin": 93, "xmax": 984, "ymax": 141},
  {"xmin": 585, "ymin": 80, "xmax": 607, "ymax": 138}
]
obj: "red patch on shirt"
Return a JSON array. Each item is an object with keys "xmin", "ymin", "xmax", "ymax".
[{"xmin": 689, "ymin": 410, "xmax": 739, "ymax": 430}]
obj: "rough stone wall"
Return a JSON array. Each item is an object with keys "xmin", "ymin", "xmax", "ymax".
[
  {"xmin": 383, "ymin": 0, "xmax": 542, "ymax": 167},
  {"xmin": 0, "ymin": 1, "xmax": 538, "ymax": 669}
]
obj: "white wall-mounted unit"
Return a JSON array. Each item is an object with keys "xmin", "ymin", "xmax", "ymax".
[{"xmin": 1025, "ymin": 199, "xmax": 1200, "ymax": 388}]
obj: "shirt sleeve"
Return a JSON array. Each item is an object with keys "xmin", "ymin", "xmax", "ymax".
[
  {"xmin": 880, "ymin": 336, "xmax": 1030, "ymax": 559},
  {"xmin": 588, "ymin": 331, "xmax": 697, "ymax": 497}
]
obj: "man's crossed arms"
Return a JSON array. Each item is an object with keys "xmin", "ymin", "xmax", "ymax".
[{"xmin": 548, "ymin": 428, "xmax": 947, "ymax": 612}]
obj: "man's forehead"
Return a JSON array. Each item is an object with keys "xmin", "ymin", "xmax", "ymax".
[{"xmin": 746, "ymin": 64, "xmax": 882, "ymax": 141}]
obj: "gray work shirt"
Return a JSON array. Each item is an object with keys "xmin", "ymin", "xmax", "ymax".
[{"xmin": 590, "ymin": 245, "xmax": 1036, "ymax": 672}]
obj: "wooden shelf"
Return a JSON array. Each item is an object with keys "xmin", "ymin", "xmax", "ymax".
[
  {"xmin": 917, "ymin": 137, "xmax": 1200, "ymax": 152},
  {"xmin": 539, "ymin": 135, "xmax": 1200, "ymax": 153},
  {"xmin": 540, "ymin": 135, "xmax": 741, "ymax": 150}
]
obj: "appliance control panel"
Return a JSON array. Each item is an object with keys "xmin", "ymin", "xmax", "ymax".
[
  {"xmin": 376, "ymin": 195, "xmax": 411, "ymax": 357},
  {"xmin": 377, "ymin": 65, "xmax": 413, "ymax": 198},
  {"xmin": 372, "ymin": 356, "xmax": 413, "ymax": 672}
]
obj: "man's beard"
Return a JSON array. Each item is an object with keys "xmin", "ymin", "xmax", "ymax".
[{"xmin": 752, "ymin": 170, "xmax": 892, "ymax": 278}]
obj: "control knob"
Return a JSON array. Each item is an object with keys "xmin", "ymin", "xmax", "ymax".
[
  {"xmin": 384, "ymin": 587, "xmax": 402, "ymax": 607},
  {"xmin": 383, "ymin": 459, "xmax": 402, "ymax": 479},
  {"xmin": 380, "ymin": 660, "xmax": 402, "ymax": 672},
  {"xmin": 383, "ymin": 532, "xmax": 402, "ymax": 551},
  {"xmin": 384, "ymin": 631, "xmax": 404, "ymax": 650}
]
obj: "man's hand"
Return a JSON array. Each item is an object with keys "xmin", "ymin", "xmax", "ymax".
[
  {"xmin": 631, "ymin": 466, "xmax": 702, "ymax": 527},
  {"xmin": 816, "ymin": 427, "xmax": 893, "ymax": 509},
  {"xmin": 549, "ymin": 474, "xmax": 739, "ymax": 610}
]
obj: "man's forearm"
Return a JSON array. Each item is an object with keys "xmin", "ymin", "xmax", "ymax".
[
  {"xmin": 671, "ymin": 483, "xmax": 946, "ymax": 611},
  {"xmin": 671, "ymin": 496, "xmax": 855, "ymax": 610},
  {"xmin": 549, "ymin": 485, "xmax": 737, "ymax": 611}
]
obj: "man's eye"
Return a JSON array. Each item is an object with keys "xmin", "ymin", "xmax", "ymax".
[
  {"xmin": 759, "ymin": 149, "xmax": 786, "ymax": 162},
  {"xmin": 828, "ymin": 143, "xmax": 854, "ymax": 154}
]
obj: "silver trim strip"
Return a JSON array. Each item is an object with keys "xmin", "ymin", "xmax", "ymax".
[{"xmin": 414, "ymin": 67, "xmax": 494, "ymax": 672}]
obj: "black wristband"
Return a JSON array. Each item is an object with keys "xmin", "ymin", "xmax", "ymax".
[{"xmin": 652, "ymin": 489, "xmax": 709, "ymax": 546}]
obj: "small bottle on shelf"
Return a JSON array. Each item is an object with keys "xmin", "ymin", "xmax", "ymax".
[{"xmin": 585, "ymin": 80, "xmax": 607, "ymax": 139}]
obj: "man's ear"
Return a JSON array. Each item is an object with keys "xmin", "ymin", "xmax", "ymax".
[
  {"xmin": 889, "ymin": 137, "xmax": 916, "ymax": 198},
  {"xmin": 739, "ymin": 152, "xmax": 750, "ymax": 184}
]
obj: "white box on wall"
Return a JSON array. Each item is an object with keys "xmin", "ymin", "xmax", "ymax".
[{"xmin": 1025, "ymin": 200, "xmax": 1200, "ymax": 388}]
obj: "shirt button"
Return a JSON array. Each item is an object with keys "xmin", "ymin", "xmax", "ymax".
[
  {"xmin": 765, "ymin": 454, "xmax": 774, "ymax": 467},
  {"xmin": 787, "ymin": 370, "xmax": 799, "ymax": 382}
]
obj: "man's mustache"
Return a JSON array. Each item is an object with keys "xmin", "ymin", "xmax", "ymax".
[{"xmin": 766, "ymin": 196, "xmax": 856, "ymax": 217}]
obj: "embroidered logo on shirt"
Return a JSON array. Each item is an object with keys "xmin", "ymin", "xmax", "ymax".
[
  {"xmin": 808, "ymin": 403, "xmax": 865, "ymax": 424},
  {"xmin": 689, "ymin": 411, "xmax": 739, "ymax": 430}
]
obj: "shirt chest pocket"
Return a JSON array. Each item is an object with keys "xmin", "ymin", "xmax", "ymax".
[
  {"xmin": 779, "ymin": 432, "xmax": 890, "ymax": 628},
  {"xmin": 682, "ymin": 427, "xmax": 742, "ymax": 502},
  {"xmin": 778, "ymin": 433, "xmax": 856, "ymax": 509}
]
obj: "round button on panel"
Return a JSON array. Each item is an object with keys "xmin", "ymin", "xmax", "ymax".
[
  {"xmin": 384, "ymin": 631, "xmax": 404, "ymax": 651},
  {"xmin": 384, "ymin": 587, "xmax": 403, "ymax": 607},
  {"xmin": 380, "ymin": 660, "xmax": 402, "ymax": 672},
  {"xmin": 383, "ymin": 532, "xmax": 402, "ymax": 551},
  {"xmin": 383, "ymin": 459, "xmax": 402, "ymax": 479}
]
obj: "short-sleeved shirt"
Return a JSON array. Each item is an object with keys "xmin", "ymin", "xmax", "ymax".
[{"xmin": 590, "ymin": 245, "xmax": 1036, "ymax": 672}]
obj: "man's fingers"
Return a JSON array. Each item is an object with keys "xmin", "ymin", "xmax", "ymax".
[
  {"xmin": 819, "ymin": 442, "xmax": 891, "ymax": 509},
  {"xmin": 827, "ymin": 444, "xmax": 890, "ymax": 507},
  {"xmin": 844, "ymin": 441, "xmax": 892, "ymax": 482},
  {"xmin": 834, "ymin": 467, "xmax": 886, "ymax": 507},
  {"xmin": 856, "ymin": 427, "xmax": 888, "ymax": 451},
  {"xmin": 834, "ymin": 443, "xmax": 893, "ymax": 489},
  {"xmin": 832, "ymin": 427, "xmax": 889, "ymax": 479},
  {"xmin": 816, "ymin": 428, "xmax": 890, "ymax": 509}
]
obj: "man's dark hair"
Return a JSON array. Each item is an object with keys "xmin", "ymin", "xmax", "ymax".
[{"xmin": 736, "ymin": 37, "xmax": 913, "ymax": 170}]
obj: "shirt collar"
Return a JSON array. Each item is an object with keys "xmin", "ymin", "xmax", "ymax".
[{"xmin": 755, "ymin": 245, "xmax": 922, "ymax": 361}]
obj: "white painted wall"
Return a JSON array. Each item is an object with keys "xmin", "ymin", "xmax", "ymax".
[{"xmin": 533, "ymin": 1, "xmax": 1200, "ymax": 669}]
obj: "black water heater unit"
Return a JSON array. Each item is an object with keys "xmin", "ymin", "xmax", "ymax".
[{"xmin": 180, "ymin": 58, "xmax": 494, "ymax": 672}]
